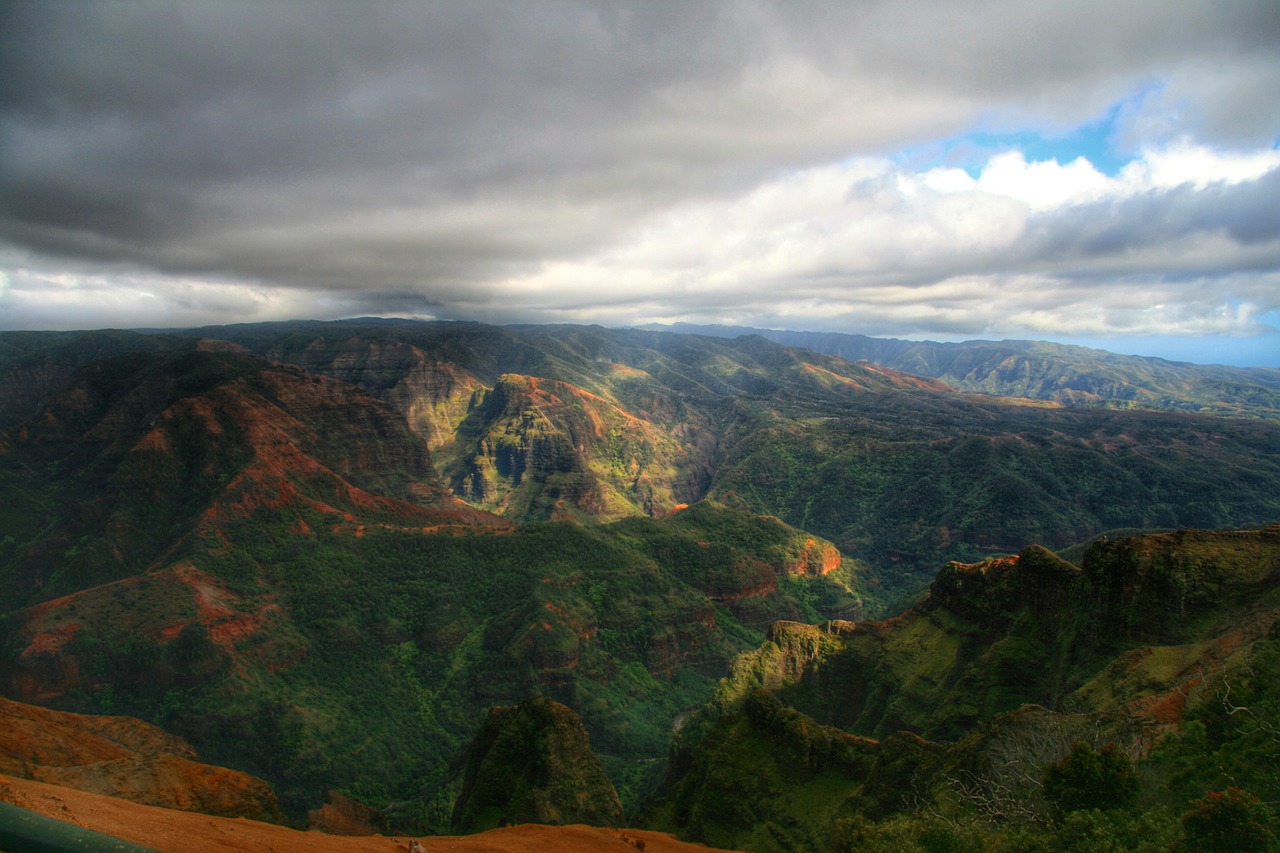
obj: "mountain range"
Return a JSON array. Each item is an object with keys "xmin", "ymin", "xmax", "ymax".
[
  {"xmin": 645, "ymin": 322, "xmax": 1280, "ymax": 420},
  {"xmin": 2, "ymin": 319, "xmax": 1279, "ymax": 849}
]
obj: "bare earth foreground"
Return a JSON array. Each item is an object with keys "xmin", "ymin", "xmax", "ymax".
[{"xmin": 0, "ymin": 774, "xmax": 737, "ymax": 853}]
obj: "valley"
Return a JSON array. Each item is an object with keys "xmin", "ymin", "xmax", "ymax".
[{"xmin": 2, "ymin": 320, "xmax": 1279, "ymax": 850}]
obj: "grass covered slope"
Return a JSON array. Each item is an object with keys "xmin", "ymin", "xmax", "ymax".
[{"xmin": 647, "ymin": 525, "xmax": 1280, "ymax": 852}]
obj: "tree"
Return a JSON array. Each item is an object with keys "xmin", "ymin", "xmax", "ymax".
[
  {"xmin": 1042, "ymin": 741, "xmax": 1138, "ymax": 815},
  {"xmin": 1180, "ymin": 787, "xmax": 1276, "ymax": 852}
]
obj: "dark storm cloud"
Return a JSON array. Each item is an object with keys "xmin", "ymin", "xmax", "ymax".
[
  {"xmin": 1, "ymin": 0, "xmax": 1278, "ymax": 344},
  {"xmin": 5, "ymin": 2, "xmax": 818, "ymax": 294},
  {"xmin": 1025, "ymin": 169, "xmax": 1280, "ymax": 271}
]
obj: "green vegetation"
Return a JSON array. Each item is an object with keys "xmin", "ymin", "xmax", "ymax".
[
  {"xmin": 644, "ymin": 525, "xmax": 1280, "ymax": 852},
  {"xmin": 4, "ymin": 494, "xmax": 848, "ymax": 825},
  {"xmin": 452, "ymin": 697, "xmax": 624, "ymax": 832},
  {"xmin": 3, "ymin": 321, "xmax": 1280, "ymax": 844},
  {"xmin": 1042, "ymin": 742, "xmax": 1139, "ymax": 815},
  {"xmin": 1180, "ymin": 788, "xmax": 1277, "ymax": 852}
]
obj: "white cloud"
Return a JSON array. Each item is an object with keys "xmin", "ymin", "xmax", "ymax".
[
  {"xmin": 479, "ymin": 141, "xmax": 1280, "ymax": 341},
  {"xmin": 0, "ymin": 252, "xmax": 380, "ymax": 331},
  {"xmin": 920, "ymin": 167, "xmax": 977, "ymax": 194},
  {"xmin": 1120, "ymin": 140, "xmax": 1280, "ymax": 189},
  {"xmin": 2, "ymin": 1, "xmax": 1279, "ymax": 361},
  {"xmin": 975, "ymin": 152, "xmax": 1112, "ymax": 209}
]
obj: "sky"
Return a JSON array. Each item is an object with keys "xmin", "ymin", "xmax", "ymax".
[{"xmin": 2, "ymin": 1, "xmax": 1279, "ymax": 366}]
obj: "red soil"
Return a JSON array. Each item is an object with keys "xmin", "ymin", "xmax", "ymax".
[{"xmin": 0, "ymin": 775, "xmax": 738, "ymax": 853}]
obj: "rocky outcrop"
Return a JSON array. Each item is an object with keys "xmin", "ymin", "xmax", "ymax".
[
  {"xmin": 929, "ymin": 544, "xmax": 1082, "ymax": 624},
  {"xmin": 452, "ymin": 697, "xmax": 624, "ymax": 833},
  {"xmin": 789, "ymin": 538, "xmax": 843, "ymax": 576},
  {"xmin": 452, "ymin": 373, "xmax": 708, "ymax": 522}
]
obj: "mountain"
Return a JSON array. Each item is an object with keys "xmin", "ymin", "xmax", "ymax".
[
  {"xmin": 0, "ymin": 333, "xmax": 865, "ymax": 821},
  {"xmin": 644, "ymin": 525, "xmax": 1280, "ymax": 852},
  {"xmin": 2, "ymin": 319, "xmax": 1280, "ymax": 834},
  {"xmin": 164, "ymin": 320, "xmax": 1280, "ymax": 607},
  {"xmin": 646, "ymin": 322, "xmax": 1280, "ymax": 420},
  {"xmin": 0, "ymin": 347, "xmax": 499, "ymax": 615}
]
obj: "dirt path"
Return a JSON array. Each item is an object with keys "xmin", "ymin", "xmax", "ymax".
[{"xmin": 0, "ymin": 774, "xmax": 734, "ymax": 853}]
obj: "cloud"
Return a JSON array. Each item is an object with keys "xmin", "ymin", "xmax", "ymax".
[
  {"xmin": 483, "ymin": 145, "xmax": 1280, "ymax": 338},
  {"xmin": 1, "ymin": 1, "xmax": 1278, "ymax": 358}
]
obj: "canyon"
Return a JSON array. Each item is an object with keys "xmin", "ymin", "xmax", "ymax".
[{"xmin": 1, "ymin": 320, "xmax": 1278, "ymax": 850}]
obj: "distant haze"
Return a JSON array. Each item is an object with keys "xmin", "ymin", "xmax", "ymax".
[{"xmin": 2, "ymin": 1, "xmax": 1278, "ymax": 365}]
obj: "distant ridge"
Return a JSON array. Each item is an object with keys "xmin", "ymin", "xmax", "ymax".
[{"xmin": 638, "ymin": 322, "xmax": 1280, "ymax": 420}]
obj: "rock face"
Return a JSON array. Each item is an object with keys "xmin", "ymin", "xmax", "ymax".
[
  {"xmin": 451, "ymin": 373, "xmax": 707, "ymax": 522},
  {"xmin": 255, "ymin": 330, "xmax": 714, "ymax": 523},
  {"xmin": 452, "ymin": 697, "xmax": 624, "ymax": 833},
  {"xmin": 0, "ymin": 696, "xmax": 281, "ymax": 821}
]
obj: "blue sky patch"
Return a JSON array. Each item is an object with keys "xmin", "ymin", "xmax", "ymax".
[{"xmin": 894, "ymin": 93, "xmax": 1150, "ymax": 178}]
